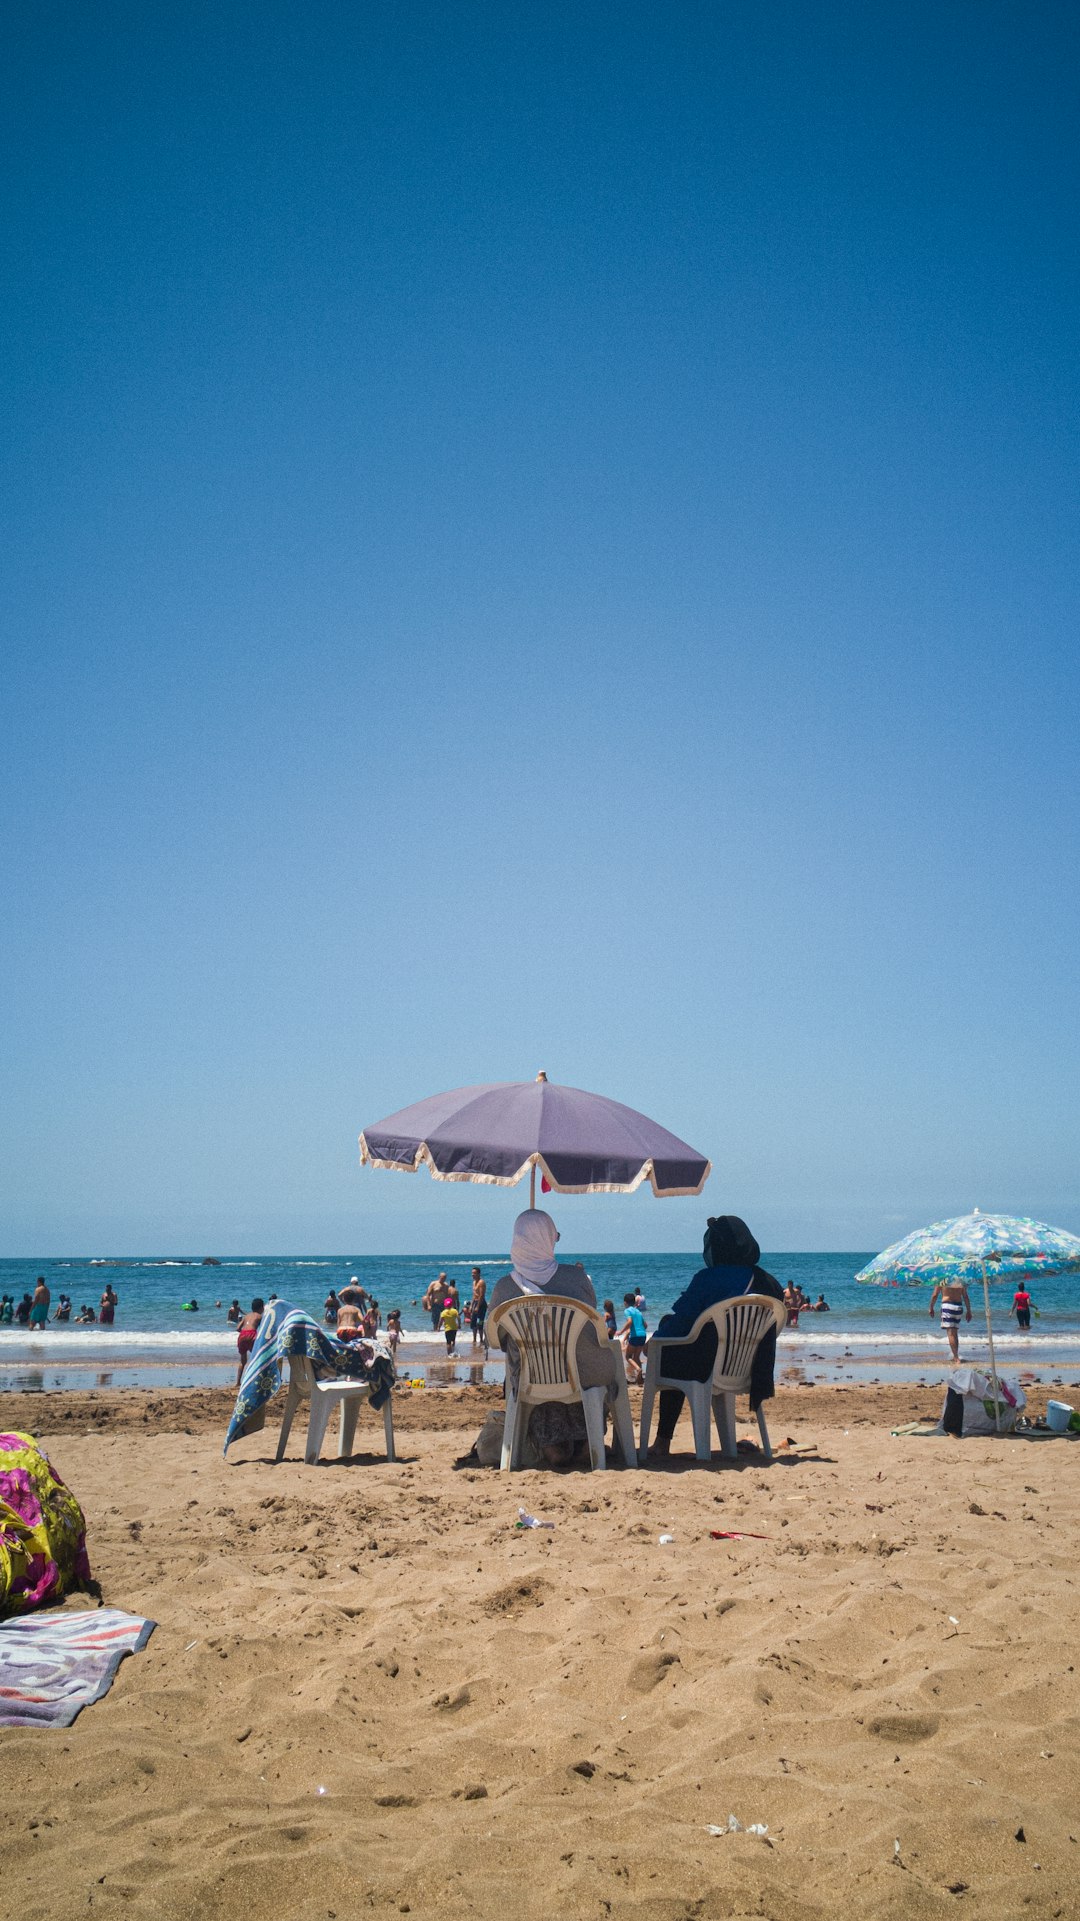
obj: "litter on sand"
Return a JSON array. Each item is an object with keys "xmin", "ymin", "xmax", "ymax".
[
  {"xmin": 710, "ymin": 1529, "xmax": 768, "ymax": 1541},
  {"xmin": 705, "ymin": 1815, "xmax": 769, "ymax": 1837},
  {"xmin": 515, "ymin": 1508, "xmax": 554, "ymax": 1530},
  {"xmin": 658, "ymin": 1533, "xmax": 675, "ymax": 1544}
]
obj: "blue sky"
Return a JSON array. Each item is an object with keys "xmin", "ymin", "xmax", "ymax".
[{"xmin": 3, "ymin": 3, "xmax": 1078, "ymax": 1255}]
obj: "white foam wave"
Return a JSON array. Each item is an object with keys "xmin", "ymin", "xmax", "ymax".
[{"xmin": 0, "ymin": 1330, "xmax": 237, "ymax": 1352}]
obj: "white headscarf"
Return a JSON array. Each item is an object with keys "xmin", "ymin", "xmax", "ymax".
[{"xmin": 509, "ymin": 1209, "xmax": 560, "ymax": 1293}]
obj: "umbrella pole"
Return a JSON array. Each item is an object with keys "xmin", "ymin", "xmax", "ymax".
[
  {"xmin": 530, "ymin": 1162, "xmax": 536, "ymax": 1208},
  {"xmin": 982, "ymin": 1262, "xmax": 1002, "ymax": 1433}
]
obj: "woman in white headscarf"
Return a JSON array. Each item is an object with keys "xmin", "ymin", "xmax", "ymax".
[{"xmin": 484, "ymin": 1210, "xmax": 618, "ymax": 1466}]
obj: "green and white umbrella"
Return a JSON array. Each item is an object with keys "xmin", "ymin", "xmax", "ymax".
[{"xmin": 856, "ymin": 1210, "xmax": 1080, "ymax": 1431}]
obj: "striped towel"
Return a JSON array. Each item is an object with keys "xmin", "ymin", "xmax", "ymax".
[
  {"xmin": 0, "ymin": 1607, "xmax": 156, "ymax": 1728},
  {"xmin": 224, "ymin": 1298, "xmax": 396, "ymax": 1453}
]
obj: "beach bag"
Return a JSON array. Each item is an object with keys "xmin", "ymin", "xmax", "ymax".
[
  {"xmin": 0, "ymin": 1432, "xmax": 94, "ymax": 1616},
  {"xmin": 939, "ymin": 1369, "xmax": 1024, "ymax": 1437}
]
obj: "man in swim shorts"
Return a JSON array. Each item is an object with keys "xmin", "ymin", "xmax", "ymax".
[
  {"xmin": 30, "ymin": 1277, "xmax": 51, "ymax": 1327},
  {"xmin": 928, "ymin": 1277, "xmax": 972, "ymax": 1362}
]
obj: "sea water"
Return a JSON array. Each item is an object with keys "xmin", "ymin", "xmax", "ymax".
[{"xmin": 1, "ymin": 1252, "xmax": 1078, "ymax": 1394}]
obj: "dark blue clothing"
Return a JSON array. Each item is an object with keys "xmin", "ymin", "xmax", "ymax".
[{"xmin": 654, "ymin": 1266, "xmax": 758, "ymax": 1340}]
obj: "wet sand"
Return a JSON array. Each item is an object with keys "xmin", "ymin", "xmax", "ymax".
[{"xmin": 1, "ymin": 1381, "xmax": 1077, "ymax": 1920}]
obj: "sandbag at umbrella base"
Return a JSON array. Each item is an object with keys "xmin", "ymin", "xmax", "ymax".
[{"xmin": 938, "ymin": 1368, "xmax": 1025, "ymax": 1437}]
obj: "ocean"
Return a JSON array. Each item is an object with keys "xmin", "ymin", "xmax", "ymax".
[{"xmin": 2, "ymin": 1251, "xmax": 1079, "ymax": 1395}]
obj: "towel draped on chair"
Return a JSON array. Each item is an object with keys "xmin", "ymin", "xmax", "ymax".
[{"xmin": 224, "ymin": 1300, "xmax": 395, "ymax": 1453}]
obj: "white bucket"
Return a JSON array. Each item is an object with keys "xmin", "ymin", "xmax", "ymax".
[{"xmin": 1046, "ymin": 1400, "xmax": 1074, "ymax": 1433}]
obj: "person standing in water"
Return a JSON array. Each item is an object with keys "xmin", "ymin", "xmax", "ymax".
[
  {"xmin": 99, "ymin": 1283, "xmax": 118, "ymax": 1325},
  {"xmin": 423, "ymin": 1275, "xmax": 447, "ymax": 1331},
  {"xmin": 469, "ymin": 1269, "xmax": 487, "ymax": 1347},
  {"xmin": 1012, "ymin": 1285, "xmax": 1034, "ymax": 1329},
  {"xmin": 929, "ymin": 1277, "xmax": 972, "ymax": 1362}
]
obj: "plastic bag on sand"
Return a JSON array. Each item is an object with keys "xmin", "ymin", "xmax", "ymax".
[{"xmin": 938, "ymin": 1368, "xmax": 1025, "ymax": 1436}]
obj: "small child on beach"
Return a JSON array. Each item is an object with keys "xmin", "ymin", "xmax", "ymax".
[
  {"xmin": 385, "ymin": 1309, "xmax": 402, "ymax": 1354},
  {"xmin": 236, "ymin": 1297, "xmax": 265, "ymax": 1384},
  {"xmin": 439, "ymin": 1300, "xmax": 460, "ymax": 1353},
  {"xmin": 603, "ymin": 1299, "xmax": 617, "ymax": 1338},
  {"xmin": 619, "ymin": 1292, "xmax": 648, "ymax": 1384}
]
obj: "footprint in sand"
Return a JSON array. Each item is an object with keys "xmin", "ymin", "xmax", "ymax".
[{"xmin": 628, "ymin": 1649, "xmax": 680, "ymax": 1693}]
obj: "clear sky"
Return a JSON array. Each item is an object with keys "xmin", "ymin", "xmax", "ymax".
[{"xmin": 3, "ymin": 3, "xmax": 1078, "ymax": 1256}]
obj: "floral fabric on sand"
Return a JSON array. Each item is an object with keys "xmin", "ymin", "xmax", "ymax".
[{"xmin": 0, "ymin": 1432, "xmax": 93, "ymax": 1617}]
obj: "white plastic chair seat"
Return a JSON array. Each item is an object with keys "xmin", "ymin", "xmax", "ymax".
[
  {"xmin": 638, "ymin": 1293, "xmax": 787, "ymax": 1464},
  {"xmin": 487, "ymin": 1293, "xmax": 636, "ymax": 1471},
  {"xmin": 274, "ymin": 1352, "xmax": 396, "ymax": 1465}
]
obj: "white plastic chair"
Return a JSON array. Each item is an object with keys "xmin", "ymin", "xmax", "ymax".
[
  {"xmin": 487, "ymin": 1294, "xmax": 636, "ymax": 1471},
  {"xmin": 638, "ymin": 1293, "xmax": 786, "ymax": 1463},
  {"xmin": 274, "ymin": 1353, "xmax": 396, "ymax": 1465}
]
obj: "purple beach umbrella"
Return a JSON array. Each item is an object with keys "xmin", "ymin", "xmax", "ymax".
[{"xmin": 359, "ymin": 1072, "xmax": 711, "ymax": 1202}]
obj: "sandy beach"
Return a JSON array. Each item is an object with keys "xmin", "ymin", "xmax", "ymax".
[{"xmin": 0, "ymin": 1381, "xmax": 1077, "ymax": 1921}]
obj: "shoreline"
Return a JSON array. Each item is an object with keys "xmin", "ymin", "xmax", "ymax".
[{"xmin": 2, "ymin": 1334, "xmax": 1079, "ymax": 1397}]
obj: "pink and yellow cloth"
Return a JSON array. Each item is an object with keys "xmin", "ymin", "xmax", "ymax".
[{"xmin": 0, "ymin": 1430, "xmax": 92, "ymax": 1615}]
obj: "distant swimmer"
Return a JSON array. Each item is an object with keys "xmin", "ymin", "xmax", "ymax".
[{"xmin": 99, "ymin": 1284, "xmax": 118, "ymax": 1325}]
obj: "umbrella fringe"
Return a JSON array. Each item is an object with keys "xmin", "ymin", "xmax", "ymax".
[{"xmin": 358, "ymin": 1137, "xmax": 711, "ymax": 1199}]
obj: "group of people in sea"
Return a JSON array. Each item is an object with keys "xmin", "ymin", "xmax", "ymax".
[
  {"xmin": 782, "ymin": 1282, "xmax": 830, "ymax": 1327},
  {"xmin": 0, "ymin": 1278, "xmax": 117, "ymax": 1327},
  {"xmin": 418, "ymin": 1269, "xmax": 489, "ymax": 1351}
]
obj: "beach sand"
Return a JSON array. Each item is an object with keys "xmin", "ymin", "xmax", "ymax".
[{"xmin": 1, "ymin": 1382, "xmax": 1077, "ymax": 1920}]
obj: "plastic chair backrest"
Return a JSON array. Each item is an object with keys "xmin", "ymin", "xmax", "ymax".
[
  {"xmin": 488, "ymin": 1293, "xmax": 603, "ymax": 1396},
  {"xmin": 695, "ymin": 1294, "xmax": 786, "ymax": 1390},
  {"xmin": 286, "ymin": 1353, "xmax": 316, "ymax": 1394}
]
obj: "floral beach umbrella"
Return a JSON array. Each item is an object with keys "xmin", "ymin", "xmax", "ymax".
[
  {"xmin": 855, "ymin": 1211, "xmax": 1080, "ymax": 1287},
  {"xmin": 856, "ymin": 1210, "xmax": 1080, "ymax": 1431}
]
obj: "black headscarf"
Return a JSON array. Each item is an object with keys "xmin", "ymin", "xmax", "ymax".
[{"xmin": 703, "ymin": 1216, "xmax": 761, "ymax": 1269}]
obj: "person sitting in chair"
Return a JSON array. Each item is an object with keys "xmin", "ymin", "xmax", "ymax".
[
  {"xmin": 487, "ymin": 1209, "xmax": 618, "ymax": 1467},
  {"xmin": 645, "ymin": 1215, "xmax": 785, "ymax": 1461}
]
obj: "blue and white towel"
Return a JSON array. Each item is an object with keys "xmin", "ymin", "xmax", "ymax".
[{"xmin": 224, "ymin": 1300, "xmax": 395, "ymax": 1453}]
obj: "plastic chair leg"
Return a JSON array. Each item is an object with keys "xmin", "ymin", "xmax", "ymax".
[
  {"xmin": 500, "ymin": 1386, "xmax": 519, "ymax": 1471},
  {"xmin": 382, "ymin": 1397, "xmax": 396, "ymax": 1462},
  {"xmin": 275, "ymin": 1379, "xmax": 302, "ymax": 1463},
  {"xmin": 339, "ymin": 1395, "xmax": 360, "ymax": 1457},
  {"xmin": 687, "ymin": 1381, "xmax": 713, "ymax": 1460},
  {"xmin": 510, "ymin": 1391, "xmax": 530, "ymax": 1469},
  {"xmin": 305, "ymin": 1393, "xmax": 333, "ymax": 1464},
  {"xmin": 582, "ymin": 1387, "xmax": 607, "ymax": 1471},
  {"xmin": 713, "ymin": 1393, "xmax": 737, "ymax": 1458},
  {"xmin": 756, "ymin": 1403, "xmax": 773, "ymax": 1461},
  {"xmin": 611, "ymin": 1378, "xmax": 636, "ymax": 1467},
  {"xmin": 638, "ymin": 1374, "xmax": 657, "ymax": 1463}
]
